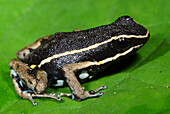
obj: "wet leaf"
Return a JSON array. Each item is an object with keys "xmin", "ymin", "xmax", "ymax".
[{"xmin": 0, "ymin": 0, "xmax": 169, "ymax": 113}]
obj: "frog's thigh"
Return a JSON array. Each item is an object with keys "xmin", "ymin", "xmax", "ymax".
[
  {"xmin": 61, "ymin": 61, "xmax": 107, "ymax": 101},
  {"xmin": 17, "ymin": 35, "xmax": 51, "ymax": 60}
]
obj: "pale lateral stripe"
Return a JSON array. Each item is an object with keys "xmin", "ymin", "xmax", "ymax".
[
  {"xmin": 96, "ymin": 44, "xmax": 143, "ymax": 64},
  {"xmin": 38, "ymin": 31, "xmax": 149, "ymax": 67},
  {"xmin": 77, "ymin": 44, "xmax": 143, "ymax": 66}
]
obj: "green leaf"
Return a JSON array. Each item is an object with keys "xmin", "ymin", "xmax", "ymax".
[{"xmin": 0, "ymin": 0, "xmax": 169, "ymax": 113}]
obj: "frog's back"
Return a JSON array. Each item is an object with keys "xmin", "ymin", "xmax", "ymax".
[
  {"xmin": 24, "ymin": 25, "xmax": 115, "ymax": 66},
  {"xmin": 24, "ymin": 16, "xmax": 148, "ymax": 70}
]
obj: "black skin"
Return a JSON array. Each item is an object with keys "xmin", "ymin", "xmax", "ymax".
[{"xmin": 22, "ymin": 16, "xmax": 149, "ymax": 85}]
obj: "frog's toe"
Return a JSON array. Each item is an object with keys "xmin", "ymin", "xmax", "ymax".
[
  {"xmin": 31, "ymin": 93, "xmax": 62, "ymax": 103},
  {"xmin": 58, "ymin": 85, "xmax": 107, "ymax": 101},
  {"xmin": 49, "ymin": 93, "xmax": 56, "ymax": 96},
  {"xmin": 33, "ymin": 102, "xmax": 38, "ymax": 106},
  {"xmin": 88, "ymin": 92, "xmax": 105, "ymax": 98},
  {"xmin": 89, "ymin": 85, "xmax": 107, "ymax": 94},
  {"xmin": 58, "ymin": 93, "xmax": 72, "ymax": 99},
  {"xmin": 57, "ymin": 97, "xmax": 63, "ymax": 102}
]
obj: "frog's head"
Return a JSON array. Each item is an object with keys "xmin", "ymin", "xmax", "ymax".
[{"xmin": 110, "ymin": 16, "xmax": 150, "ymax": 56}]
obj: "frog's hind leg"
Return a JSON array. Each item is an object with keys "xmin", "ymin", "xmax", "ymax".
[
  {"xmin": 9, "ymin": 59, "xmax": 62, "ymax": 105},
  {"xmin": 60, "ymin": 61, "xmax": 107, "ymax": 101},
  {"xmin": 16, "ymin": 35, "xmax": 51, "ymax": 60},
  {"xmin": 58, "ymin": 85, "xmax": 107, "ymax": 100}
]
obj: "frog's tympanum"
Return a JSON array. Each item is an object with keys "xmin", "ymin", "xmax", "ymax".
[{"xmin": 9, "ymin": 16, "xmax": 150, "ymax": 105}]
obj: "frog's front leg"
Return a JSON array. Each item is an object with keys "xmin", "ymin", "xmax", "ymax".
[
  {"xmin": 9, "ymin": 59, "xmax": 62, "ymax": 105},
  {"xmin": 60, "ymin": 61, "xmax": 107, "ymax": 101}
]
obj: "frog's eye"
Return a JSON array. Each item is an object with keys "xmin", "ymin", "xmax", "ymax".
[{"xmin": 116, "ymin": 38, "xmax": 130, "ymax": 50}]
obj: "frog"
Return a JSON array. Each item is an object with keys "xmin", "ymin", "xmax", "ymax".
[{"xmin": 9, "ymin": 16, "xmax": 150, "ymax": 106}]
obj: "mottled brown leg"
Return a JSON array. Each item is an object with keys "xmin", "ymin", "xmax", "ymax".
[{"xmin": 61, "ymin": 61, "xmax": 107, "ymax": 101}]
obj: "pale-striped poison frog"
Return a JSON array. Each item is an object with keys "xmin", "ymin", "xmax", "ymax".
[{"xmin": 9, "ymin": 16, "xmax": 150, "ymax": 105}]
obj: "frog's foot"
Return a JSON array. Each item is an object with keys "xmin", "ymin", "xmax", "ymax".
[
  {"xmin": 31, "ymin": 93, "xmax": 62, "ymax": 105},
  {"xmin": 18, "ymin": 91, "xmax": 62, "ymax": 106},
  {"xmin": 58, "ymin": 85, "xmax": 107, "ymax": 101}
]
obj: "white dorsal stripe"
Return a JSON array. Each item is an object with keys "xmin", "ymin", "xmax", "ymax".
[
  {"xmin": 38, "ymin": 31, "xmax": 149, "ymax": 67},
  {"xmin": 111, "ymin": 31, "xmax": 149, "ymax": 40}
]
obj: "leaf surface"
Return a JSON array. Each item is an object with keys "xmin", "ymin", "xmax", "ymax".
[{"xmin": 0, "ymin": 0, "xmax": 169, "ymax": 113}]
